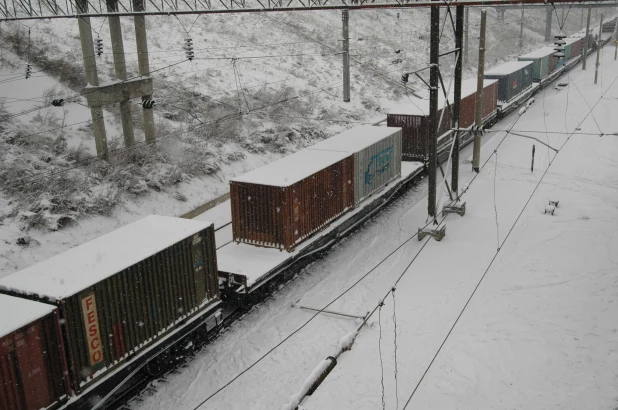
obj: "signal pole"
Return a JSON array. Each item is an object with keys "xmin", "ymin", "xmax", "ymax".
[
  {"xmin": 342, "ymin": 9, "xmax": 351, "ymax": 102},
  {"xmin": 583, "ymin": 8, "xmax": 592, "ymax": 70},
  {"xmin": 472, "ymin": 9, "xmax": 487, "ymax": 173}
]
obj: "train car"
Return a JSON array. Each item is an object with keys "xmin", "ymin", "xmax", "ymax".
[
  {"xmin": 306, "ymin": 126, "xmax": 402, "ymax": 206},
  {"xmin": 564, "ymin": 36, "xmax": 582, "ymax": 60},
  {"xmin": 0, "ymin": 215, "xmax": 219, "ymax": 393},
  {"xmin": 386, "ymin": 79, "xmax": 497, "ymax": 163},
  {"xmin": 231, "ymin": 149, "xmax": 354, "ymax": 252},
  {"xmin": 518, "ymin": 47, "xmax": 557, "ymax": 82},
  {"xmin": 0, "ymin": 294, "xmax": 70, "ymax": 410},
  {"xmin": 484, "ymin": 60, "xmax": 534, "ymax": 104}
]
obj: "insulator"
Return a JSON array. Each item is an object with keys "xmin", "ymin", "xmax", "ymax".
[
  {"xmin": 184, "ymin": 37, "xmax": 194, "ymax": 61},
  {"xmin": 142, "ymin": 99, "xmax": 156, "ymax": 109},
  {"xmin": 95, "ymin": 38, "xmax": 103, "ymax": 56},
  {"xmin": 401, "ymin": 73, "xmax": 409, "ymax": 84},
  {"xmin": 25, "ymin": 63, "xmax": 32, "ymax": 79},
  {"xmin": 51, "ymin": 99, "xmax": 65, "ymax": 107}
]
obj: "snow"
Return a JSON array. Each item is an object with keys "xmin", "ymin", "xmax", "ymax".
[
  {"xmin": 133, "ymin": 42, "xmax": 618, "ymax": 410},
  {"xmin": 484, "ymin": 60, "xmax": 533, "ymax": 76},
  {"xmin": 217, "ymin": 161, "xmax": 423, "ymax": 286},
  {"xmin": 0, "ymin": 293, "xmax": 56, "ymax": 338},
  {"xmin": 0, "ymin": 215, "xmax": 213, "ymax": 300},
  {"xmin": 306, "ymin": 125, "xmax": 400, "ymax": 153},
  {"xmin": 519, "ymin": 46, "xmax": 557, "ymax": 59},
  {"xmin": 230, "ymin": 148, "xmax": 351, "ymax": 187}
]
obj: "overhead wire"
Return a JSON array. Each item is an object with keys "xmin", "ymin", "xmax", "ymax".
[{"xmin": 401, "ymin": 61, "xmax": 618, "ymax": 410}]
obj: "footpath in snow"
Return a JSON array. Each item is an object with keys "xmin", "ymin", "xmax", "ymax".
[{"xmin": 132, "ymin": 47, "xmax": 618, "ymax": 410}]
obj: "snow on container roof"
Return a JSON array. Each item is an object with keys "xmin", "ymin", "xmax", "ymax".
[
  {"xmin": 0, "ymin": 294, "xmax": 56, "ymax": 338},
  {"xmin": 519, "ymin": 47, "xmax": 557, "ymax": 59},
  {"xmin": 230, "ymin": 148, "xmax": 351, "ymax": 187},
  {"xmin": 388, "ymin": 79, "xmax": 497, "ymax": 116},
  {"xmin": 564, "ymin": 37, "xmax": 582, "ymax": 45},
  {"xmin": 306, "ymin": 126, "xmax": 400, "ymax": 153},
  {"xmin": 484, "ymin": 60, "xmax": 533, "ymax": 76},
  {"xmin": 0, "ymin": 215, "xmax": 213, "ymax": 301}
]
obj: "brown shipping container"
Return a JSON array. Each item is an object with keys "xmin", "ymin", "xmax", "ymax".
[
  {"xmin": 481, "ymin": 80, "xmax": 499, "ymax": 120},
  {"xmin": 231, "ymin": 149, "xmax": 354, "ymax": 252},
  {"xmin": 0, "ymin": 216, "xmax": 219, "ymax": 392},
  {"xmin": 387, "ymin": 106, "xmax": 452, "ymax": 162},
  {"xmin": 0, "ymin": 295, "xmax": 69, "ymax": 410}
]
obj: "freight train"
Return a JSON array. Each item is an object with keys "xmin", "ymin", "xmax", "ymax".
[{"xmin": 0, "ymin": 29, "xmax": 607, "ymax": 410}]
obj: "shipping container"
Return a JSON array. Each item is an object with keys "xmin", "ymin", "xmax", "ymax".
[
  {"xmin": 0, "ymin": 295, "xmax": 69, "ymax": 410},
  {"xmin": 484, "ymin": 60, "xmax": 534, "ymax": 103},
  {"xmin": 564, "ymin": 37, "xmax": 582, "ymax": 60},
  {"xmin": 0, "ymin": 216, "xmax": 219, "ymax": 392},
  {"xmin": 518, "ymin": 47, "xmax": 556, "ymax": 81},
  {"xmin": 387, "ymin": 79, "xmax": 497, "ymax": 162},
  {"xmin": 231, "ymin": 149, "xmax": 354, "ymax": 252},
  {"xmin": 306, "ymin": 126, "xmax": 402, "ymax": 205}
]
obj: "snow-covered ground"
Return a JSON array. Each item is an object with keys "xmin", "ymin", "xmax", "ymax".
[{"xmin": 127, "ymin": 45, "xmax": 618, "ymax": 410}]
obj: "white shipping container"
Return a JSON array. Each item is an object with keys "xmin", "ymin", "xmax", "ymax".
[{"xmin": 307, "ymin": 126, "xmax": 402, "ymax": 205}]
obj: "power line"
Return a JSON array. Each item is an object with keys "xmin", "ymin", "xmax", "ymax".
[
  {"xmin": 1, "ymin": 81, "xmax": 343, "ymax": 193},
  {"xmin": 400, "ymin": 66, "xmax": 618, "ymax": 410}
]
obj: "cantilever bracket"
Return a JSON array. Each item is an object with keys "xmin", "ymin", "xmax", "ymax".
[{"xmin": 418, "ymin": 225, "xmax": 446, "ymax": 242}]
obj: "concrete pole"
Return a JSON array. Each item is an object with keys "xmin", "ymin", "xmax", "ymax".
[
  {"xmin": 464, "ymin": 7, "xmax": 469, "ymax": 65},
  {"xmin": 428, "ymin": 3, "xmax": 439, "ymax": 219},
  {"xmin": 76, "ymin": 0, "xmax": 108, "ymax": 159},
  {"xmin": 614, "ymin": 17, "xmax": 618, "ymax": 61},
  {"xmin": 452, "ymin": 5, "xmax": 464, "ymax": 195},
  {"xmin": 583, "ymin": 8, "xmax": 592, "ymax": 70},
  {"xmin": 545, "ymin": 6, "xmax": 553, "ymax": 42},
  {"xmin": 472, "ymin": 9, "xmax": 486, "ymax": 173},
  {"xmin": 594, "ymin": 13, "xmax": 604, "ymax": 84},
  {"xmin": 519, "ymin": 6, "xmax": 524, "ymax": 48},
  {"xmin": 342, "ymin": 9, "xmax": 351, "ymax": 103},
  {"xmin": 614, "ymin": 18, "xmax": 618, "ymax": 60},
  {"xmin": 133, "ymin": 0, "xmax": 155, "ymax": 144},
  {"xmin": 107, "ymin": 0, "xmax": 135, "ymax": 147}
]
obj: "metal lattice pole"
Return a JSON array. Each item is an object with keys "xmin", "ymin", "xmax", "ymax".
[
  {"xmin": 428, "ymin": 2, "xmax": 439, "ymax": 219},
  {"xmin": 452, "ymin": 5, "xmax": 464, "ymax": 195}
]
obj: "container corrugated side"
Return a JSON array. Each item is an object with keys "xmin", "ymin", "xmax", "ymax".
[
  {"xmin": 481, "ymin": 81, "xmax": 498, "ymax": 120},
  {"xmin": 0, "ymin": 307, "xmax": 69, "ymax": 410},
  {"xmin": 231, "ymin": 156, "xmax": 354, "ymax": 252},
  {"xmin": 52, "ymin": 225, "xmax": 219, "ymax": 392},
  {"xmin": 353, "ymin": 129, "xmax": 402, "ymax": 205},
  {"xmin": 517, "ymin": 56, "xmax": 542, "ymax": 81}
]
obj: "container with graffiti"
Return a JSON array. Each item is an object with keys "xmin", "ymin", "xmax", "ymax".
[{"xmin": 308, "ymin": 126, "xmax": 402, "ymax": 205}]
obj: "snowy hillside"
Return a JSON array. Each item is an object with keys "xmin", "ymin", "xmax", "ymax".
[{"xmin": 0, "ymin": 6, "xmax": 613, "ymax": 277}]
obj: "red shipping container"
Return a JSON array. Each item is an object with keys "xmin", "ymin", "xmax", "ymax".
[
  {"xmin": 231, "ymin": 149, "xmax": 355, "ymax": 252},
  {"xmin": 0, "ymin": 295, "xmax": 69, "ymax": 410}
]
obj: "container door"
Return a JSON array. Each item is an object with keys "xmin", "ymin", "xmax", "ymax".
[
  {"xmin": 192, "ymin": 233, "xmax": 207, "ymax": 303},
  {"xmin": 15, "ymin": 325, "xmax": 54, "ymax": 410}
]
